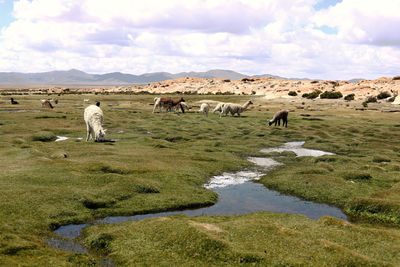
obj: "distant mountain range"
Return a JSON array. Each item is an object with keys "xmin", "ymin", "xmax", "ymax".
[
  {"xmin": 0, "ymin": 69, "xmax": 293, "ymax": 86},
  {"xmin": 0, "ymin": 69, "xmax": 365, "ymax": 86}
]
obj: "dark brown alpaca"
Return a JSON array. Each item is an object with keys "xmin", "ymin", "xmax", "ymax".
[
  {"xmin": 159, "ymin": 97, "xmax": 185, "ymax": 113},
  {"xmin": 10, "ymin": 98, "xmax": 19, "ymax": 105},
  {"xmin": 269, "ymin": 110, "xmax": 288, "ymax": 127}
]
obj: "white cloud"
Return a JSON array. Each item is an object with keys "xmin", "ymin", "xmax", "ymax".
[
  {"xmin": 0, "ymin": 0, "xmax": 398, "ymax": 79},
  {"xmin": 312, "ymin": 0, "xmax": 400, "ymax": 46}
]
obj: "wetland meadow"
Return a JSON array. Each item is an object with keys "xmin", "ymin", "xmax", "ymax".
[{"xmin": 1, "ymin": 94, "xmax": 400, "ymax": 266}]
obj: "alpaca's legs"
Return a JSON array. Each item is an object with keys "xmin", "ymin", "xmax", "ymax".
[
  {"xmin": 86, "ymin": 123, "xmax": 90, "ymax": 141},
  {"xmin": 90, "ymin": 128, "xmax": 95, "ymax": 141},
  {"xmin": 153, "ymin": 99, "xmax": 160, "ymax": 113}
]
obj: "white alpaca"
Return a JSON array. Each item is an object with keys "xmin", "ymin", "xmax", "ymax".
[
  {"xmin": 84, "ymin": 105, "xmax": 106, "ymax": 142},
  {"xmin": 152, "ymin": 97, "xmax": 161, "ymax": 113},
  {"xmin": 212, "ymin": 102, "xmax": 225, "ymax": 114},
  {"xmin": 198, "ymin": 103, "xmax": 210, "ymax": 117},
  {"xmin": 220, "ymin": 100, "xmax": 253, "ymax": 118}
]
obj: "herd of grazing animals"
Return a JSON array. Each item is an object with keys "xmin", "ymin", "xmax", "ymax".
[
  {"xmin": 7, "ymin": 96, "xmax": 288, "ymax": 143},
  {"xmin": 87, "ymin": 98, "xmax": 287, "ymax": 142}
]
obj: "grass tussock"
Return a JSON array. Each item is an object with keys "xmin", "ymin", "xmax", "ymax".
[
  {"xmin": 31, "ymin": 131, "xmax": 57, "ymax": 142},
  {"xmin": 344, "ymin": 93, "xmax": 355, "ymax": 101},
  {"xmin": 133, "ymin": 183, "xmax": 160, "ymax": 194},
  {"xmin": 302, "ymin": 89, "xmax": 322, "ymax": 99},
  {"xmin": 377, "ymin": 91, "xmax": 391, "ymax": 100},
  {"xmin": 343, "ymin": 172, "xmax": 372, "ymax": 180},
  {"xmin": 320, "ymin": 91, "xmax": 343, "ymax": 99},
  {"xmin": 345, "ymin": 198, "xmax": 400, "ymax": 225}
]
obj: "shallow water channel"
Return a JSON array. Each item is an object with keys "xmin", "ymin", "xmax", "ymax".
[{"xmin": 47, "ymin": 141, "xmax": 346, "ymax": 255}]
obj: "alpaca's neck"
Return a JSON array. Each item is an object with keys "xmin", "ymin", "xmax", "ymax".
[{"xmin": 242, "ymin": 102, "xmax": 251, "ymax": 110}]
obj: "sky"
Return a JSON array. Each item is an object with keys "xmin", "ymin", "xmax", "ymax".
[{"xmin": 0, "ymin": 0, "xmax": 399, "ymax": 80}]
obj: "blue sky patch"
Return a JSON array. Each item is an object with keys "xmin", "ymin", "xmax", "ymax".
[
  {"xmin": 0, "ymin": 0, "xmax": 15, "ymax": 30},
  {"xmin": 314, "ymin": 0, "xmax": 342, "ymax": 10},
  {"xmin": 316, "ymin": 25, "xmax": 338, "ymax": 35}
]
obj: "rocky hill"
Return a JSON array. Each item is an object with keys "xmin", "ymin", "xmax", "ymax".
[{"xmin": 3, "ymin": 76, "xmax": 399, "ymax": 102}]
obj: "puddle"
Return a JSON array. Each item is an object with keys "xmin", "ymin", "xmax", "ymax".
[
  {"xmin": 45, "ymin": 238, "xmax": 88, "ymax": 254},
  {"xmin": 260, "ymin": 141, "xmax": 334, "ymax": 157},
  {"xmin": 204, "ymin": 170, "xmax": 263, "ymax": 189},
  {"xmin": 54, "ymin": 223, "xmax": 90, "ymax": 239},
  {"xmin": 55, "ymin": 136, "xmax": 69, "ymax": 142},
  {"xmin": 48, "ymin": 141, "xmax": 346, "ymax": 254}
]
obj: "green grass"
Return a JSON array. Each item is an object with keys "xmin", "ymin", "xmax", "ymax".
[
  {"xmin": 1, "ymin": 94, "xmax": 400, "ymax": 265},
  {"xmin": 31, "ymin": 131, "xmax": 57, "ymax": 142},
  {"xmin": 82, "ymin": 212, "xmax": 400, "ymax": 266}
]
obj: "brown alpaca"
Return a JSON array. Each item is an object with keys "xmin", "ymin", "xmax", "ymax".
[
  {"xmin": 41, "ymin": 100, "xmax": 54, "ymax": 109},
  {"xmin": 269, "ymin": 110, "xmax": 288, "ymax": 127},
  {"xmin": 154, "ymin": 97, "xmax": 185, "ymax": 113}
]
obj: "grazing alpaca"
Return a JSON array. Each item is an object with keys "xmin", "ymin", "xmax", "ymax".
[
  {"xmin": 212, "ymin": 102, "xmax": 225, "ymax": 114},
  {"xmin": 269, "ymin": 110, "xmax": 289, "ymax": 127},
  {"xmin": 84, "ymin": 105, "xmax": 106, "ymax": 142},
  {"xmin": 10, "ymin": 98, "xmax": 19, "ymax": 105},
  {"xmin": 153, "ymin": 97, "xmax": 161, "ymax": 113},
  {"xmin": 198, "ymin": 103, "xmax": 210, "ymax": 117},
  {"xmin": 176, "ymin": 102, "xmax": 190, "ymax": 113},
  {"xmin": 153, "ymin": 97, "xmax": 185, "ymax": 113},
  {"xmin": 41, "ymin": 100, "xmax": 54, "ymax": 109},
  {"xmin": 220, "ymin": 100, "xmax": 253, "ymax": 118}
]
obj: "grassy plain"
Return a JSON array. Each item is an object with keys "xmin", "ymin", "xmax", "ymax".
[{"xmin": 1, "ymin": 94, "xmax": 400, "ymax": 266}]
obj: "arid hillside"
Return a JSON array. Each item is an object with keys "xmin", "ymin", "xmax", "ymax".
[{"xmin": 2, "ymin": 76, "xmax": 400, "ymax": 101}]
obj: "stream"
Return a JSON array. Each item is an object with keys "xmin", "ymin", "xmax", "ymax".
[{"xmin": 46, "ymin": 141, "xmax": 346, "ymax": 260}]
